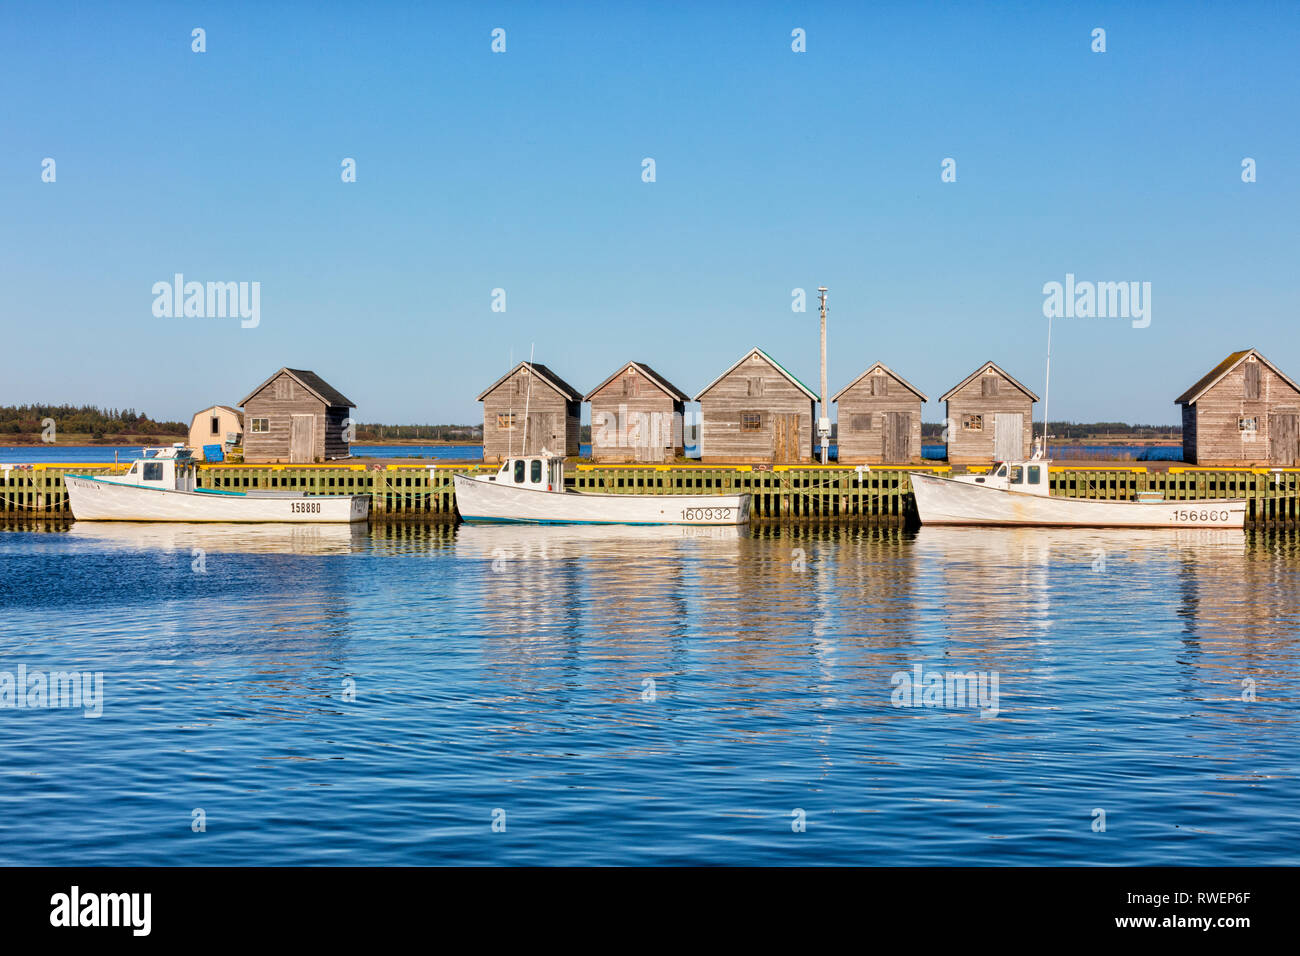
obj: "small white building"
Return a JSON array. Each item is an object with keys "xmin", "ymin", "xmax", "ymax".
[{"xmin": 188, "ymin": 405, "xmax": 244, "ymax": 460}]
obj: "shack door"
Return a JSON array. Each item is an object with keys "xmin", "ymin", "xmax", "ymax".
[
  {"xmin": 289, "ymin": 414, "xmax": 315, "ymax": 464},
  {"xmin": 634, "ymin": 412, "xmax": 667, "ymax": 463},
  {"xmin": 994, "ymin": 413, "xmax": 1022, "ymax": 460},
  {"xmin": 1269, "ymin": 413, "xmax": 1298, "ymax": 466},
  {"xmin": 772, "ymin": 413, "xmax": 801, "ymax": 463},
  {"xmin": 882, "ymin": 412, "xmax": 912, "ymax": 463},
  {"xmin": 526, "ymin": 413, "xmax": 555, "ymax": 455}
]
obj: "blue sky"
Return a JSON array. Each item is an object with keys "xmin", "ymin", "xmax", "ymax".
[{"xmin": 2, "ymin": 1, "xmax": 1297, "ymax": 425}]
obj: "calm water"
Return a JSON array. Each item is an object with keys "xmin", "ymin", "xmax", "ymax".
[{"xmin": 1, "ymin": 521, "xmax": 1297, "ymax": 865}]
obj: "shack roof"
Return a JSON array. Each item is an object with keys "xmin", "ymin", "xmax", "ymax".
[
  {"xmin": 583, "ymin": 361, "xmax": 689, "ymax": 402},
  {"xmin": 1175, "ymin": 348, "xmax": 1300, "ymax": 404},
  {"xmin": 693, "ymin": 347, "xmax": 819, "ymax": 402},
  {"xmin": 239, "ymin": 368, "xmax": 355, "ymax": 408},
  {"xmin": 831, "ymin": 362, "xmax": 929, "ymax": 403},
  {"xmin": 939, "ymin": 361, "xmax": 1039, "ymax": 403},
  {"xmin": 476, "ymin": 361, "xmax": 583, "ymax": 402}
]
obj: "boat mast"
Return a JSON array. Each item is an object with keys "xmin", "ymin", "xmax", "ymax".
[
  {"xmin": 521, "ymin": 342, "xmax": 535, "ymax": 456},
  {"xmin": 507, "ymin": 348, "xmax": 514, "ymax": 459},
  {"xmin": 1042, "ymin": 312, "xmax": 1053, "ymax": 454}
]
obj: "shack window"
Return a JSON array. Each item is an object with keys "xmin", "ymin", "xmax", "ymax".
[
  {"xmin": 531, "ymin": 459, "xmax": 542, "ymax": 483},
  {"xmin": 142, "ymin": 462, "xmax": 163, "ymax": 481},
  {"xmin": 210, "ymin": 416, "xmax": 220, "ymax": 435},
  {"xmin": 497, "ymin": 413, "xmax": 516, "ymax": 430},
  {"xmin": 851, "ymin": 414, "xmax": 872, "ymax": 431},
  {"xmin": 1239, "ymin": 416, "xmax": 1258, "ymax": 435},
  {"xmin": 740, "ymin": 412, "xmax": 762, "ymax": 431},
  {"xmin": 251, "ymin": 418, "xmax": 269, "ymax": 433},
  {"xmin": 513, "ymin": 460, "xmax": 525, "ymax": 483},
  {"xmin": 962, "ymin": 415, "xmax": 984, "ymax": 431},
  {"xmin": 1028, "ymin": 465, "xmax": 1041, "ymax": 484}
]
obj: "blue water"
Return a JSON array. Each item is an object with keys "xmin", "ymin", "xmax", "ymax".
[
  {"xmin": 0, "ymin": 443, "xmax": 692, "ymax": 463},
  {"xmin": 1, "ymin": 522, "xmax": 1296, "ymax": 865},
  {"xmin": 920, "ymin": 444, "xmax": 1184, "ymax": 461},
  {"xmin": 3, "ymin": 443, "xmax": 1175, "ymax": 464}
]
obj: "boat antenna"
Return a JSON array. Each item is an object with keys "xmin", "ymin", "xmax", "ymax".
[
  {"xmin": 507, "ymin": 347, "xmax": 513, "ymax": 459},
  {"xmin": 1042, "ymin": 310, "xmax": 1053, "ymax": 454},
  {"xmin": 521, "ymin": 342, "xmax": 535, "ymax": 455}
]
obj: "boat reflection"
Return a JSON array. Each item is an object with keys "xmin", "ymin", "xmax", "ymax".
[
  {"xmin": 65, "ymin": 520, "xmax": 370, "ymax": 555},
  {"xmin": 454, "ymin": 522, "xmax": 742, "ymax": 561}
]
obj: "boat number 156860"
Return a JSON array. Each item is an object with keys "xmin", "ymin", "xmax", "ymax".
[{"xmin": 1171, "ymin": 509, "xmax": 1231, "ymax": 522}]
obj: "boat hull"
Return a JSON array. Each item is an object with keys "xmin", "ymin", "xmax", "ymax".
[
  {"xmin": 909, "ymin": 472, "xmax": 1246, "ymax": 528},
  {"xmin": 453, "ymin": 474, "xmax": 751, "ymax": 525},
  {"xmin": 65, "ymin": 475, "xmax": 370, "ymax": 523}
]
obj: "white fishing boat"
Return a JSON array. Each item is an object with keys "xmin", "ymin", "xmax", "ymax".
[
  {"xmin": 910, "ymin": 446, "xmax": 1246, "ymax": 528},
  {"xmin": 65, "ymin": 445, "xmax": 370, "ymax": 523},
  {"xmin": 453, "ymin": 454, "xmax": 751, "ymax": 525}
]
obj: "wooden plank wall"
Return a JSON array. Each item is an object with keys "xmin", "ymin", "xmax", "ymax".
[
  {"xmin": 834, "ymin": 371, "xmax": 924, "ymax": 463},
  {"xmin": 944, "ymin": 370, "xmax": 1035, "ymax": 463},
  {"xmin": 243, "ymin": 371, "xmax": 350, "ymax": 463},
  {"xmin": 699, "ymin": 353, "xmax": 815, "ymax": 462},
  {"xmin": 589, "ymin": 370, "xmax": 683, "ymax": 462},
  {"xmin": 481, "ymin": 368, "xmax": 575, "ymax": 461},
  {"xmin": 1186, "ymin": 357, "xmax": 1300, "ymax": 465}
]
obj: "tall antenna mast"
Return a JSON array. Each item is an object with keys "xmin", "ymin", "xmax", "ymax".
[
  {"xmin": 507, "ymin": 348, "xmax": 514, "ymax": 458},
  {"xmin": 521, "ymin": 342, "xmax": 536, "ymax": 455},
  {"xmin": 1042, "ymin": 312, "xmax": 1053, "ymax": 454},
  {"xmin": 817, "ymin": 287, "xmax": 830, "ymax": 465}
]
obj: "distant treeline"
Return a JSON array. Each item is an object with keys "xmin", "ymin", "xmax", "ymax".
[
  {"xmin": 0, "ymin": 404, "xmax": 187, "ymax": 438},
  {"xmin": 919, "ymin": 421, "xmax": 1181, "ymax": 439},
  {"xmin": 353, "ymin": 423, "xmax": 484, "ymax": 442}
]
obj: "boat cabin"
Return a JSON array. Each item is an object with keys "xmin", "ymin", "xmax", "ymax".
[
  {"xmin": 953, "ymin": 457, "xmax": 1051, "ymax": 496},
  {"xmin": 119, "ymin": 445, "xmax": 198, "ymax": 492},
  {"xmin": 481, "ymin": 456, "xmax": 565, "ymax": 492}
]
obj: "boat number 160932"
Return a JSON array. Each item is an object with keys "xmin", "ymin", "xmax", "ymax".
[{"xmin": 682, "ymin": 507, "xmax": 731, "ymax": 521}]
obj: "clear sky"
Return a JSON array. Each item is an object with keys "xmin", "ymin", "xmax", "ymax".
[{"xmin": 2, "ymin": 1, "xmax": 1297, "ymax": 426}]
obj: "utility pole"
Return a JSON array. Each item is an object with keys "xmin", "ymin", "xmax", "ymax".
[{"xmin": 817, "ymin": 287, "xmax": 830, "ymax": 464}]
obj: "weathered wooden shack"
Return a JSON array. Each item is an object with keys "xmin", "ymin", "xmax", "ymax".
[
  {"xmin": 831, "ymin": 363, "xmax": 928, "ymax": 463},
  {"xmin": 939, "ymin": 361, "xmax": 1038, "ymax": 463},
  {"xmin": 478, "ymin": 362, "xmax": 582, "ymax": 461},
  {"xmin": 694, "ymin": 347, "xmax": 818, "ymax": 463},
  {"xmin": 239, "ymin": 368, "xmax": 355, "ymax": 464},
  {"xmin": 585, "ymin": 361, "xmax": 687, "ymax": 462},
  {"xmin": 1176, "ymin": 348, "xmax": 1300, "ymax": 466}
]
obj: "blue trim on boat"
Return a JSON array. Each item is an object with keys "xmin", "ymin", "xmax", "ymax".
[{"xmin": 460, "ymin": 516, "xmax": 741, "ymax": 526}]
